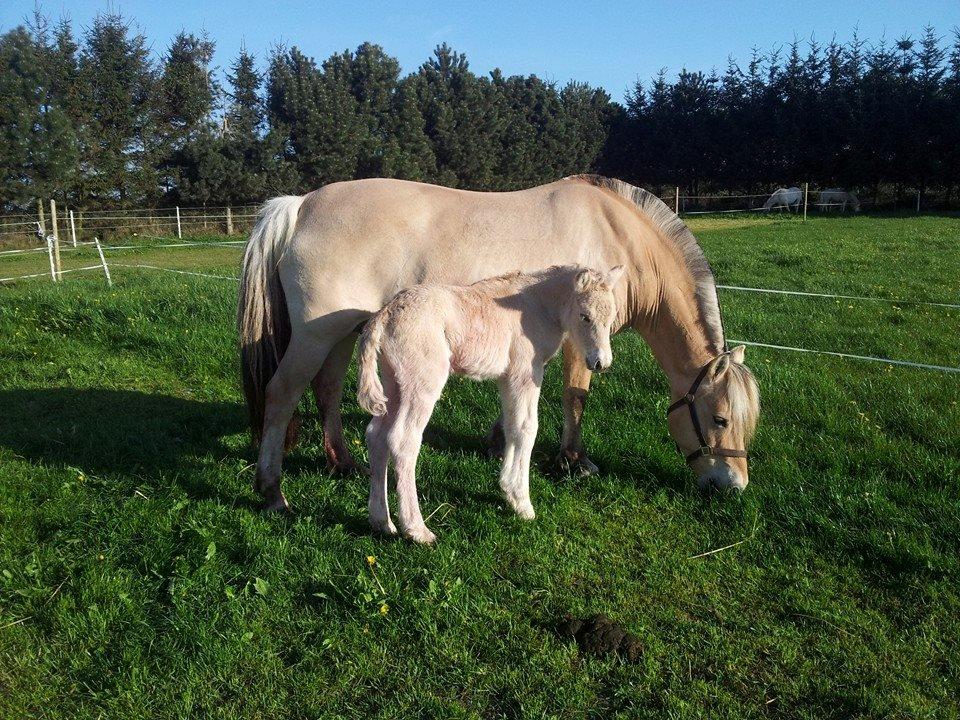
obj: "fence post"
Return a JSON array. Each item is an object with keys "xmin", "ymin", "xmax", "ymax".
[
  {"xmin": 50, "ymin": 199, "xmax": 62, "ymax": 279},
  {"xmin": 226, "ymin": 206, "xmax": 233, "ymax": 235},
  {"xmin": 176, "ymin": 206, "xmax": 182, "ymax": 239},
  {"xmin": 675, "ymin": 187, "xmax": 680, "ymax": 214},
  {"xmin": 69, "ymin": 210, "xmax": 77, "ymax": 247},
  {"xmin": 46, "ymin": 235, "xmax": 57, "ymax": 282},
  {"xmin": 916, "ymin": 190, "xmax": 921, "ymax": 214},
  {"xmin": 803, "ymin": 183, "xmax": 809, "ymax": 221},
  {"xmin": 37, "ymin": 199, "xmax": 46, "ymax": 237},
  {"xmin": 93, "ymin": 236, "xmax": 112, "ymax": 287}
]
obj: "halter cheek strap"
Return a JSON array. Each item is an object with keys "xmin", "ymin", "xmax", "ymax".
[{"xmin": 667, "ymin": 357, "xmax": 749, "ymax": 465}]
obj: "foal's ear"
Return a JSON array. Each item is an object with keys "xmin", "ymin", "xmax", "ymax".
[
  {"xmin": 606, "ymin": 265, "xmax": 625, "ymax": 287},
  {"xmin": 575, "ymin": 268, "xmax": 592, "ymax": 292},
  {"xmin": 730, "ymin": 344, "xmax": 746, "ymax": 364}
]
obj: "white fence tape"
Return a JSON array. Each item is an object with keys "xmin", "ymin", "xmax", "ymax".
[
  {"xmin": 718, "ymin": 284, "xmax": 960, "ymax": 310},
  {"xmin": 110, "ymin": 263, "xmax": 239, "ymax": 281},
  {"xmin": 731, "ymin": 340, "xmax": 960, "ymax": 374}
]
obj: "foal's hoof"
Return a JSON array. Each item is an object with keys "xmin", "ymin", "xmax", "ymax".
[
  {"xmin": 557, "ymin": 451, "xmax": 600, "ymax": 476},
  {"xmin": 371, "ymin": 518, "xmax": 399, "ymax": 537},
  {"xmin": 405, "ymin": 525, "xmax": 437, "ymax": 545}
]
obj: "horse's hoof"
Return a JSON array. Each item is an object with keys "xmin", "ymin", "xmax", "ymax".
[
  {"xmin": 259, "ymin": 492, "xmax": 292, "ymax": 514},
  {"xmin": 557, "ymin": 451, "xmax": 599, "ymax": 476}
]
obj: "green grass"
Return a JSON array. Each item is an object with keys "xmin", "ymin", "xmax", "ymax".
[{"xmin": 0, "ymin": 215, "xmax": 958, "ymax": 718}]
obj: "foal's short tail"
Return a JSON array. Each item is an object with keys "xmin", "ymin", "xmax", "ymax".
[
  {"xmin": 357, "ymin": 308, "xmax": 389, "ymax": 416},
  {"xmin": 237, "ymin": 195, "xmax": 305, "ymax": 447}
]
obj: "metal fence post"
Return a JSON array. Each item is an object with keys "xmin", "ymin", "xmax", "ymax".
[
  {"xmin": 176, "ymin": 206, "xmax": 182, "ymax": 238},
  {"xmin": 803, "ymin": 183, "xmax": 809, "ymax": 221},
  {"xmin": 675, "ymin": 187, "xmax": 680, "ymax": 214},
  {"xmin": 69, "ymin": 209, "xmax": 77, "ymax": 247},
  {"xmin": 93, "ymin": 236, "xmax": 112, "ymax": 287}
]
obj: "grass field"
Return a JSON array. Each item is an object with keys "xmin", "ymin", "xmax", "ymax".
[{"xmin": 1, "ymin": 215, "xmax": 958, "ymax": 718}]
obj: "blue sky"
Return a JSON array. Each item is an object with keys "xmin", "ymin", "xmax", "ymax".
[{"xmin": 3, "ymin": 1, "xmax": 959, "ymax": 101}]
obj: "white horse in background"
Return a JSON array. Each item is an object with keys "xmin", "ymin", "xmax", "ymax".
[
  {"xmin": 357, "ymin": 265, "xmax": 623, "ymax": 543},
  {"xmin": 818, "ymin": 188, "xmax": 860, "ymax": 212},
  {"xmin": 763, "ymin": 187, "xmax": 803, "ymax": 212}
]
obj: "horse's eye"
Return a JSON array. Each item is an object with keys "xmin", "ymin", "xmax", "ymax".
[
  {"xmin": 580, "ymin": 314, "xmax": 591, "ymax": 323},
  {"xmin": 713, "ymin": 416, "xmax": 729, "ymax": 428}
]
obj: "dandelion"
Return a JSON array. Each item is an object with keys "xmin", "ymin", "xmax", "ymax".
[
  {"xmin": 366, "ymin": 555, "xmax": 376, "ymax": 567},
  {"xmin": 380, "ymin": 603, "xmax": 389, "ymax": 615}
]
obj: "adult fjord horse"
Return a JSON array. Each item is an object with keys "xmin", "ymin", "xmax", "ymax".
[{"xmin": 239, "ymin": 175, "xmax": 760, "ymax": 511}]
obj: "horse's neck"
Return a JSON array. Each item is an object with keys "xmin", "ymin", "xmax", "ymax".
[{"xmin": 626, "ymin": 268, "xmax": 719, "ymax": 394}]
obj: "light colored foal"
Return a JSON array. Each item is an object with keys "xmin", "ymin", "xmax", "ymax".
[{"xmin": 357, "ymin": 265, "xmax": 624, "ymax": 544}]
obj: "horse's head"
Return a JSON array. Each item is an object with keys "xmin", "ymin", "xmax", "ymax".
[
  {"xmin": 667, "ymin": 345, "xmax": 759, "ymax": 492},
  {"xmin": 565, "ymin": 266, "xmax": 625, "ymax": 372}
]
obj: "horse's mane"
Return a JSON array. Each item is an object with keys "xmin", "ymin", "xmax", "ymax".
[{"xmin": 567, "ymin": 174, "xmax": 726, "ymax": 353}]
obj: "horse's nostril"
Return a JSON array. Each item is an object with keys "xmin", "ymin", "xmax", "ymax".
[{"xmin": 592, "ymin": 360, "xmax": 602, "ymax": 371}]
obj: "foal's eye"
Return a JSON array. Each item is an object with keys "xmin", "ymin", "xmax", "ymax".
[
  {"xmin": 713, "ymin": 416, "xmax": 729, "ymax": 428},
  {"xmin": 580, "ymin": 314, "xmax": 591, "ymax": 323}
]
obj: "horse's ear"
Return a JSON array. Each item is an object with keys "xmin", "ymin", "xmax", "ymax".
[
  {"xmin": 606, "ymin": 265, "xmax": 625, "ymax": 287},
  {"xmin": 575, "ymin": 269, "xmax": 592, "ymax": 292},
  {"xmin": 712, "ymin": 354, "xmax": 731, "ymax": 378},
  {"xmin": 730, "ymin": 344, "xmax": 746, "ymax": 364}
]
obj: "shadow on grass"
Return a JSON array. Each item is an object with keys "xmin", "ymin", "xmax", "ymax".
[{"xmin": 0, "ymin": 386, "xmax": 246, "ymax": 485}]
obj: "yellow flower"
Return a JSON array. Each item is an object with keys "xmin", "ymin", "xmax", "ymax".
[
  {"xmin": 380, "ymin": 603, "xmax": 389, "ymax": 615},
  {"xmin": 366, "ymin": 555, "xmax": 376, "ymax": 566}
]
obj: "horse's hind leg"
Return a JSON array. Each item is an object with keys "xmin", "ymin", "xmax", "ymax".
[
  {"xmin": 256, "ymin": 333, "xmax": 335, "ymax": 512},
  {"xmin": 311, "ymin": 332, "xmax": 361, "ymax": 474}
]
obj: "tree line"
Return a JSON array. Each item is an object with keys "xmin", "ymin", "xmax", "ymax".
[{"xmin": 2, "ymin": 11, "xmax": 958, "ymax": 212}]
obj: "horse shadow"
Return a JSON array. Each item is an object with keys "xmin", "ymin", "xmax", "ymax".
[{"xmin": 0, "ymin": 387, "xmax": 249, "ymax": 504}]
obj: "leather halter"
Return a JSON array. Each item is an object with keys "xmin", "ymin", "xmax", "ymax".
[{"xmin": 667, "ymin": 356, "xmax": 749, "ymax": 465}]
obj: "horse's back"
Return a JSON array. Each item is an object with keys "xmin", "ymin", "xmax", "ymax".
[{"xmin": 280, "ymin": 178, "xmax": 626, "ymax": 319}]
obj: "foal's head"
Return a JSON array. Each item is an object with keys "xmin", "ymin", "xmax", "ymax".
[
  {"xmin": 565, "ymin": 266, "xmax": 625, "ymax": 372},
  {"xmin": 667, "ymin": 345, "xmax": 760, "ymax": 492}
]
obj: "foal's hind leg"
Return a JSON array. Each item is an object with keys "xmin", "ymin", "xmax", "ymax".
[
  {"xmin": 311, "ymin": 332, "xmax": 361, "ymax": 474},
  {"xmin": 389, "ymin": 374, "xmax": 445, "ymax": 544},
  {"xmin": 366, "ymin": 367, "xmax": 399, "ymax": 536}
]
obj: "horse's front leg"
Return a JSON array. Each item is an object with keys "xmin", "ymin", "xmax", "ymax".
[
  {"xmin": 311, "ymin": 332, "xmax": 362, "ymax": 474},
  {"xmin": 558, "ymin": 339, "xmax": 599, "ymax": 475},
  {"xmin": 497, "ymin": 378, "xmax": 540, "ymax": 519}
]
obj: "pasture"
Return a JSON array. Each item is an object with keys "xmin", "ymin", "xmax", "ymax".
[{"xmin": 0, "ymin": 214, "xmax": 958, "ymax": 718}]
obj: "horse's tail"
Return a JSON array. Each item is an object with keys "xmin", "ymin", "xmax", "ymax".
[
  {"xmin": 238, "ymin": 195, "xmax": 305, "ymax": 447},
  {"xmin": 357, "ymin": 306, "xmax": 389, "ymax": 417}
]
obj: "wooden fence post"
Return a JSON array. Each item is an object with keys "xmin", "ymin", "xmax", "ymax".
[
  {"xmin": 176, "ymin": 206, "xmax": 182, "ymax": 238},
  {"xmin": 69, "ymin": 210, "xmax": 77, "ymax": 246},
  {"xmin": 50, "ymin": 199, "xmax": 62, "ymax": 279},
  {"xmin": 226, "ymin": 206, "xmax": 233, "ymax": 235},
  {"xmin": 675, "ymin": 187, "xmax": 680, "ymax": 214},
  {"xmin": 803, "ymin": 183, "xmax": 809, "ymax": 221},
  {"xmin": 916, "ymin": 190, "xmax": 921, "ymax": 213}
]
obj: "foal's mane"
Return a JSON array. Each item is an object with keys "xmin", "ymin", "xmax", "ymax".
[{"xmin": 568, "ymin": 174, "xmax": 726, "ymax": 353}]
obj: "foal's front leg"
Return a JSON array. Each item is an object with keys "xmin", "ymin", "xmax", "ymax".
[
  {"xmin": 497, "ymin": 378, "xmax": 541, "ymax": 519},
  {"xmin": 559, "ymin": 339, "xmax": 599, "ymax": 475}
]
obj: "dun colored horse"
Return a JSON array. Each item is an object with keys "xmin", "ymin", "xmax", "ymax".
[{"xmin": 238, "ymin": 175, "xmax": 759, "ymax": 512}]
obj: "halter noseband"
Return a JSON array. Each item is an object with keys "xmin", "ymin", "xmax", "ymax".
[{"xmin": 667, "ymin": 356, "xmax": 749, "ymax": 465}]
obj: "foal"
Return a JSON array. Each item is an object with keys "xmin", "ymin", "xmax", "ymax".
[{"xmin": 357, "ymin": 265, "xmax": 624, "ymax": 543}]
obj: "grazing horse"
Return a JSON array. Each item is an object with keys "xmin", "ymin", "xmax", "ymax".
[
  {"xmin": 818, "ymin": 188, "xmax": 860, "ymax": 212},
  {"xmin": 356, "ymin": 265, "xmax": 624, "ymax": 543},
  {"xmin": 238, "ymin": 175, "xmax": 760, "ymax": 512},
  {"xmin": 763, "ymin": 187, "xmax": 803, "ymax": 212}
]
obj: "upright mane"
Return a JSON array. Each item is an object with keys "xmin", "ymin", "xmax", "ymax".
[{"xmin": 568, "ymin": 174, "xmax": 726, "ymax": 352}]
